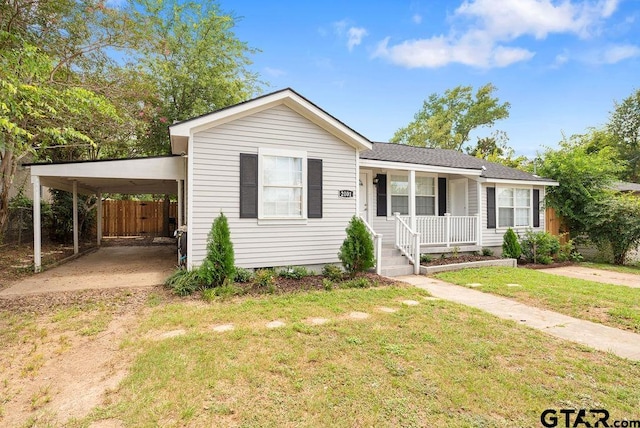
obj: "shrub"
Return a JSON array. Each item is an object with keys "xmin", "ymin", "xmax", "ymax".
[
  {"xmin": 234, "ymin": 267, "xmax": 254, "ymax": 283},
  {"xmin": 451, "ymin": 246, "xmax": 460, "ymax": 258},
  {"xmin": 322, "ymin": 278, "xmax": 334, "ymax": 291},
  {"xmin": 254, "ymin": 269, "xmax": 276, "ymax": 291},
  {"xmin": 557, "ymin": 240, "xmax": 583, "ymax": 262},
  {"xmin": 420, "ymin": 254, "xmax": 433, "ymax": 264},
  {"xmin": 322, "ymin": 264, "xmax": 344, "ymax": 282},
  {"xmin": 199, "ymin": 213, "xmax": 235, "ymax": 288},
  {"xmin": 481, "ymin": 247, "xmax": 494, "ymax": 257},
  {"xmin": 502, "ymin": 228, "xmax": 522, "ymax": 259},
  {"xmin": 278, "ymin": 266, "xmax": 310, "ymax": 279},
  {"xmin": 340, "ymin": 277, "xmax": 371, "ymax": 289},
  {"xmin": 165, "ymin": 269, "xmax": 203, "ymax": 296},
  {"xmin": 520, "ymin": 230, "xmax": 560, "ymax": 264},
  {"xmin": 339, "ymin": 216, "xmax": 375, "ymax": 277}
]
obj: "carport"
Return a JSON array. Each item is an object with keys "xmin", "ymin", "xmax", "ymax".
[{"xmin": 26, "ymin": 156, "xmax": 186, "ymax": 272}]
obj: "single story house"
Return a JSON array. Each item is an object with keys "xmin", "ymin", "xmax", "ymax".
[{"xmin": 27, "ymin": 88, "xmax": 558, "ymax": 276}]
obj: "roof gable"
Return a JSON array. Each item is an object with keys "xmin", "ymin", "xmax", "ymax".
[{"xmin": 169, "ymin": 88, "xmax": 372, "ymax": 154}]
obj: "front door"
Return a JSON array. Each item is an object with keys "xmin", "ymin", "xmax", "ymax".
[
  {"xmin": 359, "ymin": 170, "xmax": 371, "ymax": 223},
  {"xmin": 449, "ymin": 178, "xmax": 468, "ymax": 216}
]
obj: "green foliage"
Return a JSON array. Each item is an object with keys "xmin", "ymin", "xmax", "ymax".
[
  {"xmin": 391, "ymin": 83, "xmax": 510, "ymax": 151},
  {"xmin": 165, "ymin": 269, "xmax": 203, "ymax": 296},
  {"xmin": 254, "ymin": 269, "xmax": 276, "ymax": 290},
  {"xmin": 321, "ymin": 264, "xmax": 344, "ymax": 282},
  {"xmin": 48, "ymin": 190, "xmax": 96, "ymax": 243},
  {"xmin": 608, "ymin": 88, "xmax": 640, "ymax": 181},
  {"xmin": 520, "ymin": 230, "xmax": 560, "ymax": 265},
  {"xmin": 339, "ymin": 277, "xmax": 372, "ymax": 289},
  {"xmin": 420, "ymin": 254, "xmax": 433, "ymax": 263},
  {"xmin": 199, "ymin": 213, "xmax": 235, "ymax": 288},
  {"xmin": 278, "ymin": 266, "xmax": 310, "ymax": 280},
  {"xmin": 468, "ymin": 131, "xmax": 528, "ymax": 170},
  {"xmin": 557, "ymin": 240, "xmax": 583, "ymax": 263},
  {"xmin": 322, "ymin": 278, "xmax": 334, "ymax": 291},
  {"xmin": 502, "ymin": 228, "xmax": 522, "ymax": 259},
  {"xmin": 234, "ymin": 268, "xmax": 254, "ymax": 283},
  {"xmin": 481, "ymin": 247, "xmax": 494, "ymax": 257},
  {"xmin": 451, "ymin": 246, "xmax": 460, "ymax": 258},
  {"xmin": 538, "ymin": 134, "xmax": 623, "ymax": 238},
  {"xmin": 587, "ymin": 194, "xmax": 640, "ymax": 265},
  {"xmin": 339, "ymin": 216, "xmax": 376, "ymax": 277}
]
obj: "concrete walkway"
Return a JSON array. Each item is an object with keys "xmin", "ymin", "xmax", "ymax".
[
  {"xmin": 398, "ymin": 275, "xmax": 640, "ymax": 361},
  {"xmin": 541, "ymin": 266, "xmax": 640, "ymax": 288}
]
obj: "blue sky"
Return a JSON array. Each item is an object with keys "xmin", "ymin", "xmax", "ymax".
[{"xmin": 226, "ymin": 0, "xmax": 639, "ymax": 157}]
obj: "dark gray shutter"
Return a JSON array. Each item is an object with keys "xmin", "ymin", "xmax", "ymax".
[
  {"xmin": 438, "ymin": 177, "xmax": 447, "ymax": 216},
  {"xmin": 487, "ymin": 187, "xmax": 496, "ymax": 229},
  {"xmin": 533, "ymin": 189, "xmax": 540, "ymax": 228},
  {"xmin": 376, "ymin": 174, "xmax": 387, "ymax": 216},
  {"xmin": 239, "ymin": 153, "xmax": 258, "ymax": 218},
  {"xmin": 308, "ymin": 158, "xmax": 323, "ymax": 218}
]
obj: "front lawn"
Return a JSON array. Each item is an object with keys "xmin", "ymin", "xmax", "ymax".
[
  {"xmin": 436, "ymin": 267, "xmax": 640, "ymax": 332},
  {"xmin": 75, "ymin": 285, "xmax": 640, "ymax": 427}
]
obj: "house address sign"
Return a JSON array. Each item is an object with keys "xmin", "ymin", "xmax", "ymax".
[{"xmin": 338, "ymin": 190, "xmax": 354, "ymax": 198}]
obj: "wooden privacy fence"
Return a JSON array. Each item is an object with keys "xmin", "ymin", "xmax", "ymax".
[
  {"xmin": 102, "ymin": 200, "xmax": 178, "ymax": 237},
  {"xmin": 545, "ymin": 206, "xmax": 569, "ymax": 245}
]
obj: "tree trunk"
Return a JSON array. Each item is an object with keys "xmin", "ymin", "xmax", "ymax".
[{"xmin": 0, "ymin": 150, "xmax": 17, "ymax": 241}]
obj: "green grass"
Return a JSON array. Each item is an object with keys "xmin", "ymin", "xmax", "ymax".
[
  {"xmin": 78, "ymin": 286, "xmax": 640, "ymax": 427},
  {"xmin": 436, "ymin": 267, "xmax": 640, "ymax": 332},
  {"xmin": 581, "ymin": 262, "xmax": 640, "ymax": 275}
]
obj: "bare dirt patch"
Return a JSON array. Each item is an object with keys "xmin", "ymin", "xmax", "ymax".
[{"xmin": 0, "ymin": 287, "xmax": 168, "ymax": 426}]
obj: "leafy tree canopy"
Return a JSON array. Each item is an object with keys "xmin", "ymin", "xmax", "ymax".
[
  {"xmin": 391, "ymin": 83, "xmax": 510, "ymax": 151},
  {"xmin": 467, "ymin": 130, "xmax": 528, "ymax": 170},
  {"xmin": 608, "ymin": 88, "xmax": 640, "ymax": 182}
]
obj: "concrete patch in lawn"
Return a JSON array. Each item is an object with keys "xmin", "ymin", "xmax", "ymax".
[
  {"xmin": 211, "ymin": 324, "xmax": 234, "ymax": 333},
  {"xmin": 266, "ymin": 320, "xmax": 286, "ymax": 329}
]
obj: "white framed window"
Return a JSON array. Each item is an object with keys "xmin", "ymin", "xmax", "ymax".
[
  {"xmin": 258, "ymin": 148, "xmax": 307, "ymax": 219},
  {"xmin": 390, "ymin": 175, "xmax": 408, "ymax": 215},
  {"xmin": 415, "ymin": 176, "xmax": 435, "ymax": 215},
  {"xmin": 497, "ymin": 187, "xmax": 531, "ymax": 228},
  {"xmin": 389, "ymin": 174, "xmax": 437, "ymax": 216}
]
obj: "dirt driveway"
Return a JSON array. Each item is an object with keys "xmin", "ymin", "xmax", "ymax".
[
  {"xmin": 542, "ymin": 266, "xmax": 640, "ymax": 288},
  {"xmin": 0, "ymin": 246, "xmax": 176, "ymax": 296}
]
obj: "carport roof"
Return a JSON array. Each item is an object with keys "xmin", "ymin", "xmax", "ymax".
[{"xmin": 25, "ymin": 155, "xmax": 185, "ymax": 195}]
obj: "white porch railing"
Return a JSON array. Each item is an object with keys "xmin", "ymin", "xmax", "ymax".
[
  {"xmin": 359, "ymin": 216, "xmax": 383, "ymax": 275},
  {"xmin": 394, "ymin": 213, "xmax": 420, "ymax": 274},
  {"xmin": 399, "ymin": 213, "xmax": 481, "ymax": 247}
]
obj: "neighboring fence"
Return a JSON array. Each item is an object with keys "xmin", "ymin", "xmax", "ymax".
[
  {"xmin": 545, "ymin": 206, "xmax": 569, "ymax": 245},
  {"xmin": 102, "ymin": 200, "xmax": 178, "ymax": 237}
]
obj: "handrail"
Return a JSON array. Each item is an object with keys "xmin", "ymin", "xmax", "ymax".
[
  {"xmin": 359, "ymin": 216, "xmax": 383, "ymax": 275},
  {"xmin": 394, "ymin": 213, "xmax": 420, "ymax": 274}
]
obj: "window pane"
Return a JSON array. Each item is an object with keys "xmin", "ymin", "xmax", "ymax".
[
  {"xmin": 497, "ymin": 188, "xmax": 513, "ymax": 207},
  {"xmin": 416, "ymin": 196, "xmax": 435, "ymax": 215},
  {"xmin": 390, "ymin": 175, "xmax": 408, "ymax": 195},
  {"xmin": 263, "ymin": 187, "xmax": 301, "ymax": 217},
  {"xmin": 498, "ymin": 207, "xmax": 514, "ymax": 228},
  {"xmin": 416, "ymin": 177, "xmax": 435, "ymax": 196},
  {"xmin": 391, "ymin": 195, "xmax": 408, "ymax": 215},
  {"xmin": 516, "ymin": 189, "xmax": 530, "ymax": 207},
  {"xmin": 515, "ymin": 208, "xmax": 530, "ymax": 227},
  {"xmin": 263, "ymin": 156, "xmax": 302, "ymax": 186}
]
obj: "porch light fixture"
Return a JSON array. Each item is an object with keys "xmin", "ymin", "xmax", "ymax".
[{"xmin": 373, "ymin": 177, "xmax": 379, "ymax": 185}]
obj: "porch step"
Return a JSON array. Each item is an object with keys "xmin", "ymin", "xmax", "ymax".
[{"xmin": 379, "ymin": 246, "xmax": 415, "ymax": 277}]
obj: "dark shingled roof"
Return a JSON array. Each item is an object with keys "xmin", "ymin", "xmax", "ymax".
[{"xmin": 360, "ymin": 142, "xmax": 556, "ymax": 183}]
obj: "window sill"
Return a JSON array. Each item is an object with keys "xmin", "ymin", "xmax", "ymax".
[{"xmin": 257, "ymin": 218, "xmax": 309, "ymax": 226}]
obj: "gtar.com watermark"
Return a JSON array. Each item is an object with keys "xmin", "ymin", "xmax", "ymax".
[{"xmin": 540, "ymin": 409, "xmax": 640, "ymax": 427}]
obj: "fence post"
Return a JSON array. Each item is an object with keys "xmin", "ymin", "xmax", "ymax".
[
  {"xmin": 475, "ymin": 213, "xmax": 482, "ymax": 246},
  {"xmin": 376, "ymin": 234, "xmax": 383, "ymax": 275}
]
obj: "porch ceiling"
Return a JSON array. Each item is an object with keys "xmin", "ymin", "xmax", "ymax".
[{"xmin": 26, "ymin": 156, "xmax": 185, "ymax": 195}]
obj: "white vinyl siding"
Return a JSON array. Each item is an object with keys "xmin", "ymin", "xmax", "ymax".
[{"xmin": 191, "ymin": 104, "xmax": 357, "ymax": 268}]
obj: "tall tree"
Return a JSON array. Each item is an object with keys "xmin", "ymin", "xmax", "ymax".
[
  {"xmin": 608, "ymin": 88, "xmax": 640, "ymax": 182},
  {"xmin": 131, "ymin": 0, "xmax": 261, "ymax": 155},
  {"xmin": 391, "ymin": 83, "xmax": 510, "ymax": 151},
  {"xmin": 467, "ymin": 130, "xmax": 528, "ymax": 169}
]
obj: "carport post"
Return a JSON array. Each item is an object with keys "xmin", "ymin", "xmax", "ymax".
[
  {"xmin": 32, "ymin": 175, "xmax": 42, "ymax": 272},
  {"xmin": 73, "ymin": 180, "xmax": 78, "ymax": 254},
  {"xmin": 97, "ymin": 192, "xmax": 102, "ymax": 246},
  {"xmin": 177, "ymin": 179, "xmax": 183, "ymax": 226}
]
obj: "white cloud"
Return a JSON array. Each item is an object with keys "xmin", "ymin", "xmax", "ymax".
[
  {"xmin": 412, "ymin": 13, "xmax": 423, "ymax": 24},
  {"xmin": 553, "ymin": 51, "xmax": 570, "ymax": 67},
  {"xmin": 374, "ymin": 0, "xmax": 621, "ymax": 69},
  {"xmin": 347, "ymin": 27, "xmax": 368, "ymax": 51},
  {"xmin": 264, "ymin": 67, "xmax": 286, "ymax": 77},
  {"xmin": 600, "ymin": 44, "xmax": 640, "ymax": 63}
]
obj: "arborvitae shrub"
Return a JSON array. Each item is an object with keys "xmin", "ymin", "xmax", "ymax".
[
  {"xmin": 200, "ymin": 212, "xmax": 235, "ymax": 287},
  {"xmin": 502, "ymin": 228, "xmax": 522, "ymax": 259},
  {"xmin": 338, "ymin": 216, "xmax": 375, "ymax": 277}
]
